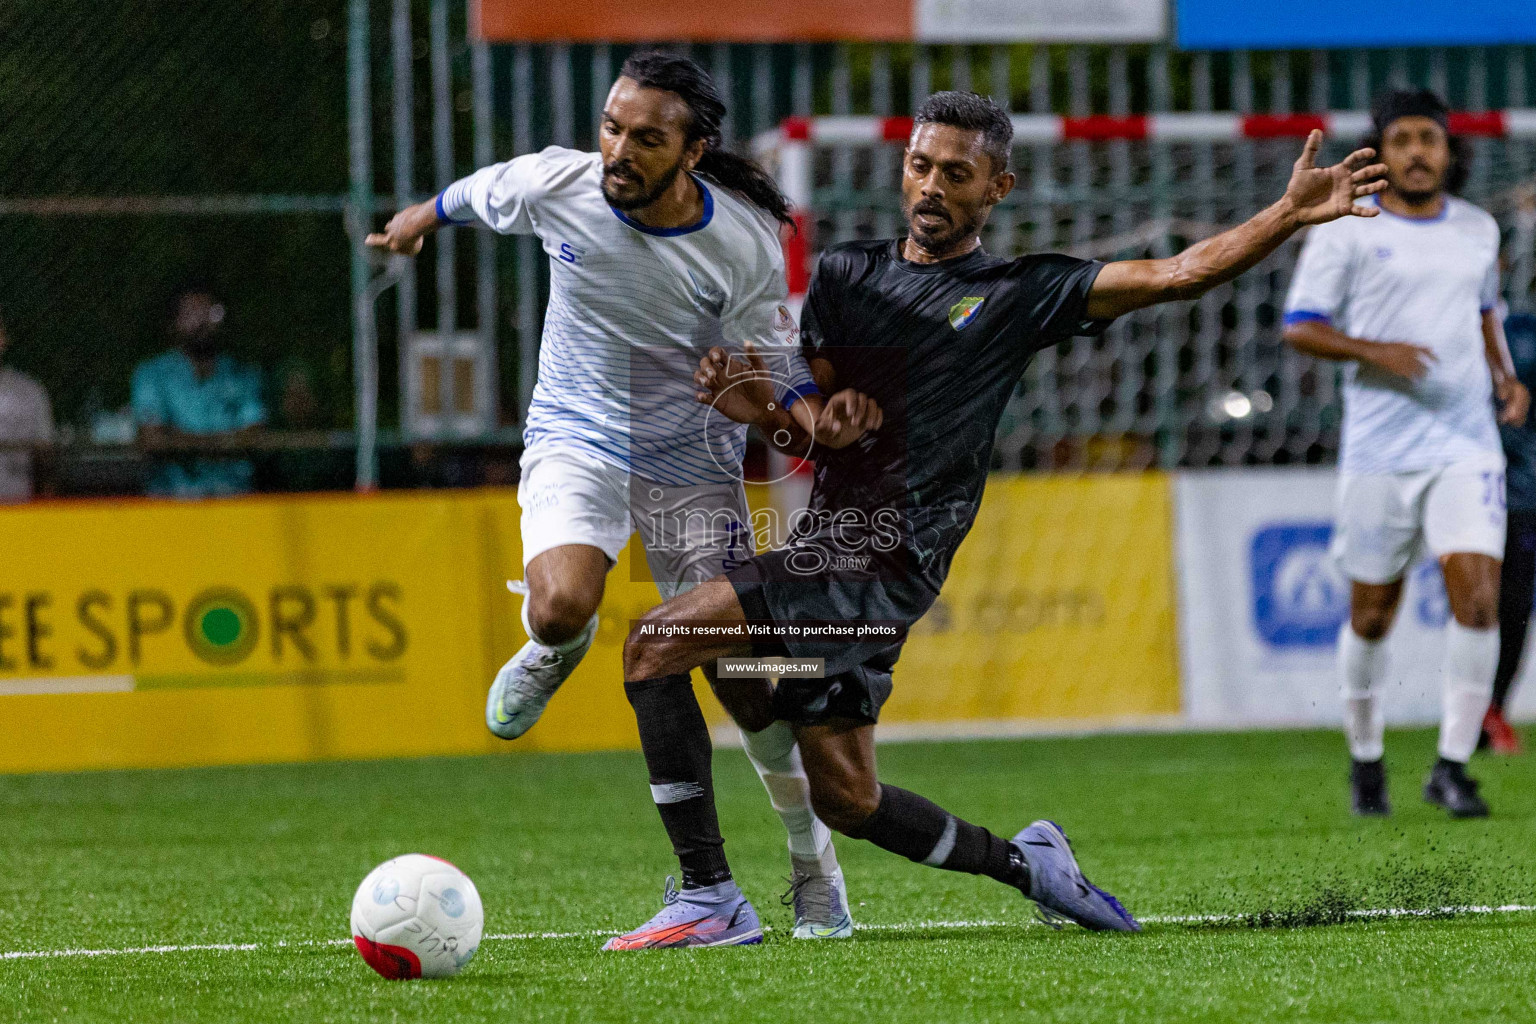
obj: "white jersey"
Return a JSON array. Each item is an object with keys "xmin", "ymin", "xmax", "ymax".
[
  {"xmin": 0, "ymin": 366, "xmax": 52, "ymax": 502},
  {"xmin": 439, "ymin": 147, "xmax": 816, "ymax": 486},
  {"xmin": 1284, "ymin": 194, "xmax": 1502, "ymax": 476}
]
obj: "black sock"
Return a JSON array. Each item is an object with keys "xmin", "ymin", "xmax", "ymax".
[
  {"xmin": 846, "ymin": 784, "xmax": 1026, "ymax": 890},
  {"xmin": 624, "ymin": 674, "xmax": 731, "ymax": 889}
]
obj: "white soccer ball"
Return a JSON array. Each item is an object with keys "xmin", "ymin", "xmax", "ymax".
[{"xmin": 350, "ymin": 854, "xmax": 484, "ymax": 979}]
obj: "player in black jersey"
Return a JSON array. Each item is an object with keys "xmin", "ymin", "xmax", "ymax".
[{"xmin": 604, "ymin": 91, "xmax": 1389, "ymax": 946}]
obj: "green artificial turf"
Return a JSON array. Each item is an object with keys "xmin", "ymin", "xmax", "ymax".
[{"xmin": 3, "ymin": 728, "xmax": 1534, "ymax": 1023}]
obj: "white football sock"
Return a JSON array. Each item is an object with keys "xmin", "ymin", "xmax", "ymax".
[
  {"xmin": 1339, "ymin": 625, "xmax": 1387, "ymax": 762},
  {"xmin": 738, "ymin": 721, "xmax": 834, "ymax": 864},
  {"xmin": 1439, "ymin": 620, "xmax": 1498, "ymax": 763}
]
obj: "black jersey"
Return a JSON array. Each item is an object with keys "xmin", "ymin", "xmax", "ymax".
[{"xmin": 794, "ymin": 239, "xmax": 1111, "ymax": 597}]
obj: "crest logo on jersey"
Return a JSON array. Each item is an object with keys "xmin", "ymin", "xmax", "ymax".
[
  {"xmin": 687, "ymin": 268, "xmax": 726, "ymax": 317},
  {"xmin": 948, "ymin": 296, "xmax": 986, "ymax": 330},
  {"xmin": 770, "ymin": 303, "xmax": 799, "ymax": 344},
  {"xmin": 1374, "ymin": 246, "xmax": 1392, "ymax": 261}
]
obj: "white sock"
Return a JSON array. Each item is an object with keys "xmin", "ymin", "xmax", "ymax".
[
  {"xmin": 1339, "ymin": 625, "xmax": 1387, "ymax": 762},
  {"xmin": 517, "ymin": 584, "xmax": 596, "ymax": 654},
  {"xmin": 1439, "ymin": 620, "xmax": 1498, "ymax": 763},
  {"xmin": 738, "ymin": 721, "xmax": 834, "ymax": 864}
]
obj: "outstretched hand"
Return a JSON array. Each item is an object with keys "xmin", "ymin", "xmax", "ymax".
[{"xmin": 1284, "ymin": 130, "xmax": 1389, "ymax": 226}]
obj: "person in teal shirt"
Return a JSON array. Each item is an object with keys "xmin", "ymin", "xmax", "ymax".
[{"xmin": 131, "ymin": 286, "xmax": 266, "ymax": 498}]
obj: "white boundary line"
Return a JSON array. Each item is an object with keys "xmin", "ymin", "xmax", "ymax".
[{"xmin": 6, "ymin": 905, "xmax": 1534, "ymax": 961}]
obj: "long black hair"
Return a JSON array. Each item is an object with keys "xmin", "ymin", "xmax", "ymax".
[{"xmin": 619, "ymin": 51, "xmax": 793, "ymax": 227}]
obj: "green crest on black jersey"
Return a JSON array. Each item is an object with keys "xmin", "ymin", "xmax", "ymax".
[{"xmin": 948, "ymin": 296, "xmax": 986, "ymax": 330}]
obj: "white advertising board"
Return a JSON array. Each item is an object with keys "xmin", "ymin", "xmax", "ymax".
[
  {"xmin": 916, "ymin": 0, "xmax": 1166, "ymax": 42},
  {"xmin": 1175, "ymin": 467, "xmax": 1536, "ymax": 729}
]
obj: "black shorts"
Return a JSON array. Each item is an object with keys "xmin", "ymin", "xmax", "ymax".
[{"xmin": 726, "ymin": 546, "xmax": 935, "ymax": 726}]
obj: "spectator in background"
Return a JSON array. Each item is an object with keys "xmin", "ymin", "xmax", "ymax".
[
  {"xmin": 268, "ymin": 356, "xmax": 350, "ymax": 492},
  {"xmin": 132, "ymin": 285, "xmax": 266, "ymax": 498},
  {"xmin": 0, "ymin": 308, "xmax": 54, "ymax": 502},
  {"xmin": 1489, "ymin": 303, "xmax": 1536, "ymax": 754}
]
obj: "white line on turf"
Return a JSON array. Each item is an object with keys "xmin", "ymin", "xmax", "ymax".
[
  {"xmin": 1, "ymin": 942, "xmax": 263, "ymax": 960},
  {"xmin": 7, "ymin": 904, "xmax": 1534, "ymax": 960}
]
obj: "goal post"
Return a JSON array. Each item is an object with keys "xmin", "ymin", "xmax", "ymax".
[{"xmin": 758, "ymin": 109, "xmax": 1536, "ymax": 470}]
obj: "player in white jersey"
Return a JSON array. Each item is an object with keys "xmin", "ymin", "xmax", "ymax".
[
  {"xmin": 366, "ymin": 53, "xmax": 877, "ymax": 943},
  {"xmin": 1284, "ymin": 89, "xmax": 1530, "ymax": 818}
]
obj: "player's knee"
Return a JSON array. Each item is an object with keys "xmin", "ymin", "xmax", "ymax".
[
  {"xmin": 1350, "ymin": 605, "xmax": 1395, "ymax": 641},
  {"xmin": 621, "ymin": 628, "xmax": 653, "ymax": 680},
  {"xmin": 1452, "ymin": 588, "xmax": 1499, "ymax": 630},
  {"xmin": 622, "ymin": 614, "xmax": 677, "ymax": 681},
  {"xmin": 528, "ymin": 588, "xmax": 596, "ymax": 646},
  {"xmin": 807, "ymin": 773, "xmax": 880, "ymax": 834}
]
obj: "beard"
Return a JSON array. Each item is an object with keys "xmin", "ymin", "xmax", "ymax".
[
  {"xmin": 901, "ymin": 196, "xmax": 980, "ymax": 256},
  {"xmin": 1390, "ymin": 163, "xmax": 1444, "ymax": 205},
  {"xmin": 602, "ymin": 159, "xmax": 683, "ymax": 212}
]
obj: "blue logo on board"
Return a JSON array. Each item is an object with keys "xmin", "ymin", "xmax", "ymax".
[
  {"xmin": 1252, "ymin": 522, "xmax": 1448, "ymax": 645},
  {"xmin": 1251, "ymin": 522, "xmax": 1348, "ymax": 648},
  {"xmin": 1412, "ymin": 558, "xmax": 1450, "ymax": 628}
]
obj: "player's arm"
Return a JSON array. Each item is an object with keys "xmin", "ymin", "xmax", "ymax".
[
  {"xmin": 1282, "ymin": 318, "xmax": 1438, "ymax": 380},
  {"xmin": 1085, "ymin": 131, "xmax": 1387, "ymax": 320},
  {"xmin": 1485, "ymin": 309, "xmax": 1530, "ymax": 427},
  {"xmin": 694, "ymin": 345, "xmax": 880, "ymax": 455},
  {"xmin": 366, "ymin": 159, "xmax": 535, "ymax": 256}
]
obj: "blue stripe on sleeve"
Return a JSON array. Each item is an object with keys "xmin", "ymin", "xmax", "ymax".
[
  {"xmin": 435, "ymin": 187, "xmax": 475, "ymax": 226},
  {"xmin": 1282, "ymin": 310, "xmax": 1332, "ymax": 327},
  {"xmin": 780, "ymin": 383, "xmax": 822, "ymax": 411}
]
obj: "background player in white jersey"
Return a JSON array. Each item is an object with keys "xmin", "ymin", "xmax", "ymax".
[
  {"xmin": 1284, "ymin": 89, "xmax": 1530, "ymax": 818},
  {"xmin": 366, "ymin": 52, "xmax": 861, "ymax": 939}
]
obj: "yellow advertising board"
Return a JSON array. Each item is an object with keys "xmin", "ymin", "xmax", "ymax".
[
  {"xmin": 886, "ymin": 474, "xmax": 1181, "ymax": 726},
  {"xmin": 0, "ymin": 491, "xmax": 657, "ymax": 773},
  {"xmin": 0, "ymin": 474, "xmax": 1178, "ymax": 774}
]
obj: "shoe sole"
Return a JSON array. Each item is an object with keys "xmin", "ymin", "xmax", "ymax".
[
  {"xmin": 603, "ymin": 928, "xmax": 763, "ymax": 951},
  {"xmin": 1038, "ymin": 820, "xmax": 1140, "ymax": 932},
  {"xmin": 792, "ymin": 915, "xmax": 854, "ymax": 939},
  {"xmin": 1350, "ymin": 788, "xmax": 1391, "ymax": 817},
  {"xmin": 1423, "ymin": 787, "xmax": 1490, "ymax": 819}
]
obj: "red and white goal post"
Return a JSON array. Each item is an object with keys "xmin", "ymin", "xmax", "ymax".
[{"xmin": 761, "ymin": 109, "xmax": 1536, "ymax": 314}]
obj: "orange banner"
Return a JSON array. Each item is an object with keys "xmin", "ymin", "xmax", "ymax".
[{"xmin": 472, "ymin": 0, "xmax": 912, "ymax": 43}]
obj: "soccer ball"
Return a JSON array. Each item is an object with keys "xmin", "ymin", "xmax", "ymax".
[{"xmin": 350, "ymin": 854, "xmax": 484, "ymax": 979}]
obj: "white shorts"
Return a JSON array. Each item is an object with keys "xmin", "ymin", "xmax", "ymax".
[
  {"xmin": 517, "ymin": 444, "xmax": 754, "ymax": 600},
  {"xmin": 1332, "ymin": 454, "xmax": 1508, "ymax": 584}
]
